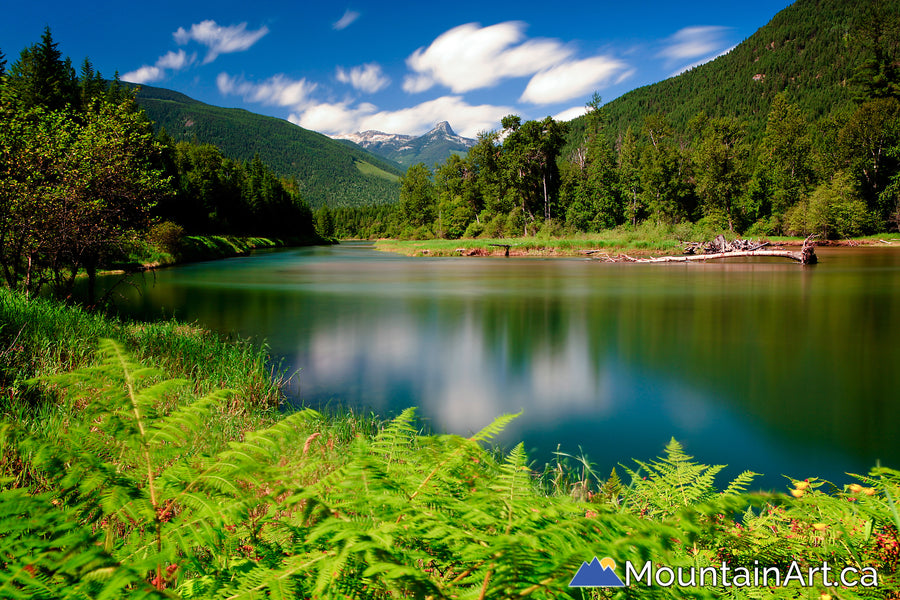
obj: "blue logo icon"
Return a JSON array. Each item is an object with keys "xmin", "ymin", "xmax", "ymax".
[{"xmin": 569, "ymin": 557, "xmax": 626, "ymax": 587}]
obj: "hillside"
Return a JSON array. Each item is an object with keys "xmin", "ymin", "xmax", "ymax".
[
  {"xmin": 577, "ymin": 0, "xmax": 897, "ymax": 142},
  {"xmin": 132, "ymin": 85, "xmax": 403, "ymax": 208},
  {"xmin": 336, "ymin": 121, "xmax": 476, "ymax": 168}
]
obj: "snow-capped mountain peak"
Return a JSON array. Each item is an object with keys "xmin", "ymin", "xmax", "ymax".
[{"xmin": 333, "ymin": 122, "xmax": 476, "ymax": 167}]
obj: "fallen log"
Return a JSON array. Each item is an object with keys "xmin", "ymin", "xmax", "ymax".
[
  {"xmin": 488, "ymin": 243, "xmax": 514, "ymax": 256},
  {"xmin": 598, "ymin": 235, "xmax": 818, "ymax": 265},
  {"xmin": 607, "ymin": 249, "xmax": 808, "ymax": 263}
]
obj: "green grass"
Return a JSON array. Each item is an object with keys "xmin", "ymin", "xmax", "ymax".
[
  {"xmin": 0, "ymin": 287, "xmax": 283, "ymax": 412},
  {"xmin": 355, "ymin": 159, "xmax": 401, "ymax": 183},
  {"xmin": 374, "ymin": 227, "xmax": 900, "ymax": 257},
  {"xmin": 376, "ymin": 234, "xmax": 683, "ymax": 257}
]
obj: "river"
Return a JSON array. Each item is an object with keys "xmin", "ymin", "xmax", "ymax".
[{"xmin": 98, "ymin": 242, "xmax": 900, "ymax": 490}]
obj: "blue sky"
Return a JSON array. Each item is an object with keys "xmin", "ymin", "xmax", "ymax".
[{"xmin": 3, "ymin": 0, "xmax": 793, "ymax": 138}]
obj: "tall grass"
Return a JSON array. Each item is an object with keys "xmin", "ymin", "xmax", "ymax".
[{"xmin": 0, "ymin": 288, "xmax": 283, "ymax": 413}]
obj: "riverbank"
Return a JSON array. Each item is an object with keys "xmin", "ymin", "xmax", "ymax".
[
  {"xmin": 109, "ymin": 232, "xmax": 332, "ymax": 274},
  {"xmin": 374, "ymin": 232, "xmax": 900, "ymax": 257},
  {"xmin": 2, "ymin": 287, "xmax": 899, "ymax": 597}
]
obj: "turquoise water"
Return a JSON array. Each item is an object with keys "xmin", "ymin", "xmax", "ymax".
[{"xmin": 98, "ymin": 242, "xmax": 900, "ymax": 490}]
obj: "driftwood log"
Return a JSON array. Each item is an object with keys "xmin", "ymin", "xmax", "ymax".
[
  {"xmin": 592, "ymin": 235, "xmax": 818, "ymax": 265},
  {"xmin": 488, "ymin": 243, "xmax": 514, "ymax": 256}
]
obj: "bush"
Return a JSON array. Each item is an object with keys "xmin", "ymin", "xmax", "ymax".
[
  {"xmin": 785, "ymin": 172, "xmax": 877, "ymax": 239},
  {"xmin": 536, "ymin": 218, "xmax": 566, "ymax": 238},
  {"xmin": 483, "ymin": 214, "xmax": 507, "ymax": 238},
  {"xmin": 463, "ymin": 220, "xmax": 485, "ymax": 238},
  {"xmin": 743, "ymin": 216, "xmax": 779, "ymax": 237},
  {"xmin": 148, "ymin": 221, "xmax": 185, "ymax": 257}
]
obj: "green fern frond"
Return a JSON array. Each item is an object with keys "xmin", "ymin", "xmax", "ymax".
[
  {"xmin": 722, "ymin": 470, "xmax": 759, "ymax": 496},
  {"xmin": 371, "ymin": 407, "xmax": 419, "ymax": 464},
  {"xmin": 469, "ymin": 411, "xmax": 521, "ymax": 443}
]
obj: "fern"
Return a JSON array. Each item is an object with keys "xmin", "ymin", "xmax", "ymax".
[
  {"xmin": 7, "ymin": 339, "xmax": 900, "ymax": 599},
  {"xmin": 622, "ymin": 437, "xmax": 758, "ymax": 518}
]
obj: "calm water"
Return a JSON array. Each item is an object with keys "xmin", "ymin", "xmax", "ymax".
[{"xmin": 99, "ymin": 243, "xmax": 900, "ymax": 490}]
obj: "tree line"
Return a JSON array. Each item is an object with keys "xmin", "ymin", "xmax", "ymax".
[
  {"xmin": 0, "ymin": 28, "xmax": 316, "ymax": 300},
  {"xmin": 328, "ymin": 7, "xmax": 900, "ymax": 242}
]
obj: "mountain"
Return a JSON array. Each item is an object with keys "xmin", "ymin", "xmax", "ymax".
[
  {"xmin": 572, "ymin": 0, "xmax": 897, "ymax": 143},
  {"xmin": 131, "ymin": 84, "xmax": 404, "ymax": 208},
  {"xmin": 335, "ymin": 121, "xmax": 476, "ymax": 168}
]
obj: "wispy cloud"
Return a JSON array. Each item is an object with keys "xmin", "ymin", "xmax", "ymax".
[
  {"xmin": 216, "ymin": 72, "xmax": 318, "ymax": 107},
  {"xmin": 289, "ymin": 95, "xmax": 513, "ymax": 138},
  {"xmin": 174, "ymin": 20, "xmax": 269, "ymax": 64},
  {"xmin": 658, "ymin": 26, "xmax": 730, "ymax": 63},
  {"xmin": 520, "ymin": 56, "xmax": 629, "ymax": 105},
  {"xmin": 122, "ymin": 49, "xmax": 197, "ymax": 84},
  {"xmin": 333, "ymin": 9, "xmax": 360, "ymax": 31},
  {"xmin": 403, "ymin": 21, "xmax": 573, "ymax": 94},
  {"xmin": 156, "ymin": 49, "xmax": 195, "ymax": 70},
  {"xmin": 122, "ymin": 65, "xmax": 164, "ymax": 84},
  {"xmin": 336, "ymin": 63, "xmax": 390, "ymax": 93},
  {"xmin": 669, "ymin": 44, "xmax": 736, "ymax": 77},
  {"xmin": 553, "ymin": 105, "xmax": 591, "ymax": 122}
]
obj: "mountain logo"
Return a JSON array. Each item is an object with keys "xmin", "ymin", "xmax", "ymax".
[{"xmin": 569, "ymin": 557, "xmax": 627, "ymax": 587}]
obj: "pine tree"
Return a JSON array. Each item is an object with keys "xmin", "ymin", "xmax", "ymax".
[
  {"xmin": 756, "ymin": 93, "xmax": 815, "ymax": 218},
  {"xmin": 3, "ymin": 26, "xmax": 77, "ymax": 111},
  {"xmin": 78, "ymin": 57, "xmax": 106, "ymax": 110}
]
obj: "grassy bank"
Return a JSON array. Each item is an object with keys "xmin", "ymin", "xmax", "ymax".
[
  {"xmin": 115, "ymin": 232, "xmax": 330, "ymax": 273},
  {"xmin": 2, "ymin": 290, "xmax": 900, "ymax": 598},
  {"xmin": 375, "ymin": 233, "xmax": 682, "ymax": 257},
  {"xmin": 375, "ymin": 232, "xmax": 900, "ymax": 257}
]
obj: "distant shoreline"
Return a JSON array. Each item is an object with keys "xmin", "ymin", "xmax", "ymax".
[{"xmin": 371, "ymin": 234, "xmax": 900, "ymax": 258}]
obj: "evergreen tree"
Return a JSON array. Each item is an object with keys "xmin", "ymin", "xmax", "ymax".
[
  {"xmin": 639, "ymin": 114, "xmax": 695, "ymax": 225},
  {"xmin": 78, "ymin": 57, "xmax": 106, "ymax": 111},
  {"xmin": 618, "ymin": 127, "xmax": 644, "ymax": 226},
  {"xmin": 3, "ymin": 26, "xmax": 77, "ymax": 111},
  {"xmin": 850, "ymin": 0, "xmax": 900, "ymax": 102},
  {"xmin": 315, "ymin": 205, "xmax": 335, "ymax": 238},
  {"xmin": 755, "ymin": 94, "xmax": 815, "ymax": 219},
  {"xmin": 691, "ymin": 114, "xmax": 750, "ymax": 231},
  {"xmin": 838, "ymin": 97, "xmax": 900, "ymax": 220},
  {"xmin": 501, "ymin": 115, "xmax": 567, "ymax": 227},
  {"xmin": 399, "ymin": 163, "xmax": 436, "ymax": 228}
]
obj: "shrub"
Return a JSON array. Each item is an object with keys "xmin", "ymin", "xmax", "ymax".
[
  {"xmin": 463, "ymin": 220, "xmax": 485, "ymax": 238},
  {"xmin": 785, "ymin": 172, "xmax": 877, "ymax": 238},
  {"xmin": 148, "ymin": 221, "xmax": 185, "ymax": 257}
]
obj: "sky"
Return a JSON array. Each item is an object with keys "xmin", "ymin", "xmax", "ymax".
[{"xmin": 3, "ymin": 0, "xmax": 794, "ymax": 139}]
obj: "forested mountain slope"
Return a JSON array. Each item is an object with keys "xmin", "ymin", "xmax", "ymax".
[
  {"xmin": 578, "ymin": 0, "xmax": 898, "ymax": 142},
  {"xmin": 133, "ymin": 85, "xmax": 404, "ymax": 208}
]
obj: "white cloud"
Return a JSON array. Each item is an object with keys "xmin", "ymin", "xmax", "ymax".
[
  {"xmin": 336, "ymin": 63, "xmax": 390, "ymax": 93},
  {"xmin": 156, "ymin": 49, "xmax": 195, "ymax": 70},
  {"xmin": 553, "ymin": 105, "xmax": 590, "ymax": 122},
  {"xmin": 403, "ymin": 21, "xmax": 573, "ymax": 94},
  {"xmin": 669, "ymin": 45, "xmax": 736, "ymax": 77},
  {"xmin": 402, "ymin": 74, "xmax": 435, "ymax": 94},
  {"xmin": 290, "ymin": 95, "xmax": 512, "ymax": 138},
  {"xmin": 520, "ymin": 56, "xmax": 628, "ymax": 105},
  {"xmin": 122, "ymin": 49, "xmax": 197, "ymax": 84},
  {"xmin": 289, "ymin": 101, "xmax": 374, "ymax": 135},
  {"xmin": 217, "ymin": 72, "xmax": 317, "ymax": 108},
  {"xmin": 615, "ymin": 69, "xmax": 637, "ymax": 85},
  {"xmin": 333, "ymin": 9, "xmax": 360, "ymax": 31},
  {"xmin": 659, "ymin": 26, "xmax": 730, "ymax": 62},
  {"xmin": 174, "ymin": 20, "xmax": 269, "ymax": 64},
  {"xmin": 122, "ymin": 65, "xmax": 163, "ymax": 84}
]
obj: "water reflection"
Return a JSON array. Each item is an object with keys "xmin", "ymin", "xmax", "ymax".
[{"xmin": 96, "ymin": 244, "xmax": 900, "ymax": 489}]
